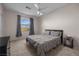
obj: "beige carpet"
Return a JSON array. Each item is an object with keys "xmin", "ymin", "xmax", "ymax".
[{"xmin": 10, "ymin": 39, "xmax": 79, "ymax": 56}]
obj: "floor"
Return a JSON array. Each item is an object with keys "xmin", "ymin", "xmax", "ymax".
[{"xmin": 10, "ymin": 39, "xmax": 79, "ymax": 56}]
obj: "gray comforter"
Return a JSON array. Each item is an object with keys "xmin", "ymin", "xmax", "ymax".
[{"xmin": 26, "ymin": 35, "xmax": 61, "ymax": 56}]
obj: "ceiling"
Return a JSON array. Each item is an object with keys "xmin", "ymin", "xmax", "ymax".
[{"xmin": 3, "ymin": 3, "xmax": 68, "ymax": 16}]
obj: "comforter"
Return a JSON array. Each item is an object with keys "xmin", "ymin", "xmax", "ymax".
[{"xmin": 26, "ymin": 35, "xmax": 61, "ymax": 56}]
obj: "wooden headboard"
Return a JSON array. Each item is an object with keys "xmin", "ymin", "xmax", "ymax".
[{"xmin": 45, "ymin": 29, "xmax": 63, "ymax": 44}]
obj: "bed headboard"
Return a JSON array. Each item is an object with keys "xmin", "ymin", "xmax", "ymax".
[{"xmin": 45, "ymin": 29, "xmax": 63, "ymax": 44}]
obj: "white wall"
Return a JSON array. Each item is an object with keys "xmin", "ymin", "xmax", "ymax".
[
  {"xmin": 3, "ymin": 9, "xmax": 39, "ymax": 41},
  {"xmin": 39, "ymin": 4, "xmax": 79, "ymax": 49}
]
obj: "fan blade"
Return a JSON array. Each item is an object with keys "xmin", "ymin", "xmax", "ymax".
[
  {"xmin": 34, "ymin": 4, "xmax": 39, "ymax": 9},
  {"xmin": 26, "ymin": 6, "xmax": 31, "ymax": 10}
]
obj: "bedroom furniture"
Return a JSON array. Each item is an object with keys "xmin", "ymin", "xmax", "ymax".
[
  {"xmin": 0, "ymin": 36, "xmax": 10, "ymax": 56},
  {"xmin": 26, "ymin": 30, "xmax": 63, "ymax": 56},
  {"xmin": 45, "ymin": 29, "xmax": 63, "ymax": 44},
  {"xmin": 63, "ymin": 36, "xmax": 73, "ymax": 48}
]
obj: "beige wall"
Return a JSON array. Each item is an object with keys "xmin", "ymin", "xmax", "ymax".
[
  {"xmin": 0, "ymin": 4, "xmax": 7, "ymax": 37},
  {"xmin": 0, "ymin": 4, "xmax": 2, "ymax": 37},
  {"xmin": 39, "ymin": 4, "xmax": 79, "ymax": 49}
]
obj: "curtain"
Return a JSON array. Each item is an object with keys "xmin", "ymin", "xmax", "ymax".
[
  {"xmin": 16, "ymin": 15, "xmax": 22, "ymax": 37},
  {"xmin": 29, "ymin": 18, "xmax": 35, "ymax": 35}
]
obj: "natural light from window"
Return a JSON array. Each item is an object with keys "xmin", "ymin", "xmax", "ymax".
[{"xmin": 21, "ymin": 17, "xmax": 30, "ymax": 32}]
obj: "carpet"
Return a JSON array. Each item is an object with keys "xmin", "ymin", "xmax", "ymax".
[{"xmin": 10, "ymin": 39, "xmax": 79, "ymax": 56}]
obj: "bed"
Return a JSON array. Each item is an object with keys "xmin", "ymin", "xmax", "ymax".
[{"xmin": 26, "ymin": 29, "xmax": 63, "ymax": 56}]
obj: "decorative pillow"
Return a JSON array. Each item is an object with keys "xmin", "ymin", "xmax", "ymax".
[
  {"xmin": 43, "ymin": 31, "xmax": 49, "ymax": 35},
  {"xmin": 51, "ymin": 31, "xmax": 61, "ymax": 37}
]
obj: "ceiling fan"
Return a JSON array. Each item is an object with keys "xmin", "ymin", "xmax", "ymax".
[
  {"xmin": 34, "ymin": 3, "xmax": 43, "ymax": 16},
  {"xmin": 26, "ymin": 3, "xmax": 49, "ymax": 16}
]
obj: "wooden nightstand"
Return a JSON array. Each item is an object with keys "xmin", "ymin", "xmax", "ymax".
[{"xmin": 63, "ymin": 36, "xmax": 73, "ymax": 48}]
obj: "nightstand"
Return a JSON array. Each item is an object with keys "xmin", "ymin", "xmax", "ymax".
[{"xmin": 63, "ymin": 36, "xmax": 73, "ymax": 48}]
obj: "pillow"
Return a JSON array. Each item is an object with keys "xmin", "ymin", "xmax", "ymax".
[
  {"xmin": 51, "ymin": 31, "xmax": 61, "ymax": 37},
  {"xmin": 43, "ymin": 31, "xmax": 49, "ymax": 35}
]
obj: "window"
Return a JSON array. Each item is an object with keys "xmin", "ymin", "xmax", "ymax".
[{"xmin": 20, "ymin": 17, "xmax": 30, "ymax": 32}]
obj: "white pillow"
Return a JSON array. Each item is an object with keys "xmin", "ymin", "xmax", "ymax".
[
  {"xmin": 51, "ymin": 31, "xmax": 61, "ymax": 36},
  {"xmin": 43, "ymin": 31, "xmax": 49, "ymax": 35}
]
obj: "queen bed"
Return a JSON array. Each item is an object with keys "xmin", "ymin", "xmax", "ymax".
[{"xmin": 26, "ymin": 29, "xmax": 63, "ymax": 56}]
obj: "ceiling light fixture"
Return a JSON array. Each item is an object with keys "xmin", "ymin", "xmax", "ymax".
[{"xmin": 37, "ymin": 11, "xmax": 40, "ymax": 15}]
